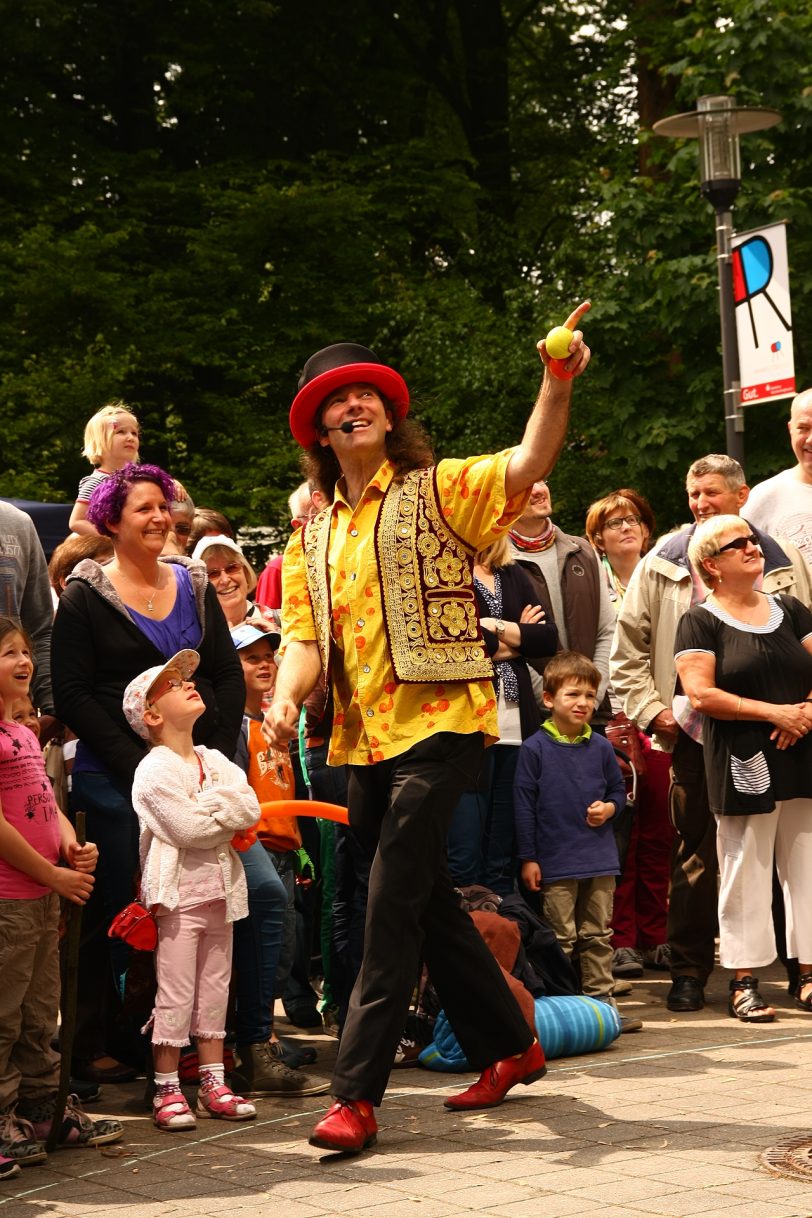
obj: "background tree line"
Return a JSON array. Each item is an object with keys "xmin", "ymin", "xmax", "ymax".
[{"xmin": 1, "ymin": 0, "xmax": 810, "ymax": 538}]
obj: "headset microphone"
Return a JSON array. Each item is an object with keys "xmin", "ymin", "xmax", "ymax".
[{"xmin": 322, "ymin": 421, "xmax": 358, "ymax": 434}]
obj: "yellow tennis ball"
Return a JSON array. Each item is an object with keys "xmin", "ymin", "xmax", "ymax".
[{"xmin": 545, "ymin": 326, "xmax": 573, "ymax": 360}]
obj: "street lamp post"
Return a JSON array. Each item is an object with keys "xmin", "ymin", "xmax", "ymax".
[{"xmin": 653, "ymin": 96, "xmax": 782, "ymax": 466}]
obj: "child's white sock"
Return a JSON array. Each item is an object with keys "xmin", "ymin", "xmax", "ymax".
[
  {"xmin": 154, "ymin": 1070, "xmax": 180, "ymax": 1092},
  {"xmin": 199, "ymin": 1063, "xmax": 225, "ymax": 1088}
]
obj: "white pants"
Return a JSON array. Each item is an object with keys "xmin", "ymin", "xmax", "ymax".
[{"xmin": 716, "ymin": 799, "xmax": 812, "ymax": 968}]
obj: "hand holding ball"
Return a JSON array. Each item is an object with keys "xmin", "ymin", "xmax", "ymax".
[
  {"xmin": 542, "ymin": 301, "xmax": 591, "ymax": 381},
  {"xmin": 545, "ymin": 326, "xmax": 574, "ymax": 360}
]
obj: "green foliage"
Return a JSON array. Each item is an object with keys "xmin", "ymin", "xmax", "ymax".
[{"xmin": 0, "ymin": 0, "xmax": 810, "ymax": 544}]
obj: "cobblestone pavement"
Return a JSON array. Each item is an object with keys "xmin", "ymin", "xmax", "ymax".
[{"xmin": 3, "ymin": 965, "xmax": 812, "ymax": 1218}]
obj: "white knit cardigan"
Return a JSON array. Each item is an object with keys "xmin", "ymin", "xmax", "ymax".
[{"xmin": 131, "ymin": 745, "xmax": 260, "ymax": 923}]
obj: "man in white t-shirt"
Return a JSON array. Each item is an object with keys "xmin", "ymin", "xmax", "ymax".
[{"xmin": 745, "ymin": 388, "xmax": 812, "ymax": 564}]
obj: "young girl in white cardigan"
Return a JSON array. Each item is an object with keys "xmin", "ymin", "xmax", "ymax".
[{"xmin": 124, "ymin": 650, "xmax": 260, "ymax": 1131}]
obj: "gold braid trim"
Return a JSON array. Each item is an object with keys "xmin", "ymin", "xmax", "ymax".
[
  {"xmin": 375, "ymin": 468, "xmax": 493, "ymax": 683},
  {"xmin": 301, "ymin": 509, "xmax": 334, "ymax": 680}
]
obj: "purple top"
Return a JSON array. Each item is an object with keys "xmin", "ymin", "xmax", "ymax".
[{"xmin": 128, "ymin": 565, "xmax": 202, "ymax": 657}]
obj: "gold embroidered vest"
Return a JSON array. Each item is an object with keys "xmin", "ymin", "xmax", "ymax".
[{"xmin": 302, "ymin": 467, "xmax": 493, "ymax": 685}]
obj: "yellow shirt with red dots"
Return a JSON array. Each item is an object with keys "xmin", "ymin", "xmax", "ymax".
[{"xmin": 281, "ymin": 449, "xmax": 530, "ymax": 767}]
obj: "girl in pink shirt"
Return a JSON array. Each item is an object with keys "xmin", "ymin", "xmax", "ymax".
[{"xmin": 0, "ymin": 617, "xmax": 122, "ymax": 1171}]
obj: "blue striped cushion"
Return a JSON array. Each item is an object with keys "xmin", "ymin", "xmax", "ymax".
[{"xmin": 418, "ymin": 995, "xmax": 622, "ymax": 1072}]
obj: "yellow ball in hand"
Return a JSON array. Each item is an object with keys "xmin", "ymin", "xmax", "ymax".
[{"xmin": 545, "ymin": 326, "xmax": 573, "ymax": 360}]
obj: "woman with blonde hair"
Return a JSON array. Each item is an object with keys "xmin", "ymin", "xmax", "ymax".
[
  {"xmin": 675, "ymin": 515, "xmax": 812, "ymax": 1021},
  {"xmin": 191, "ymin": 535, "xmax": 278, "ymax": 634},
  {"xmin": 447, "ymin": 533, "xmax": 557, "ymax": 893}
]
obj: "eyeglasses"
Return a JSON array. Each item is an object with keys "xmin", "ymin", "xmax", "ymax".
[
  {"xmin": 206, "ymin": 562, "xmax": 243, "ymax": 581},
  {"xmin": 147, "ymin": 676, "xmax": 185, "ymax": 706},
  {"xmin": 604, "ymin": 514, "xmax": 642, "ymax": 531},
  {"xmin": 714, "ymin": 533, "xmax": 760, "ymax": 555}
]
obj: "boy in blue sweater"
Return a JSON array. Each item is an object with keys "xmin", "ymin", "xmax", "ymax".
[{"xmin": 514, "ymin": 652, "xmax": 626, "ymax": 1001}]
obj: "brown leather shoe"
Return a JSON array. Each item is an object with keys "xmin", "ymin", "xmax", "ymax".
[
  {"xmin": 443, "ymin": 1040, "xmax": 546, "ymax": 1111},
  {"xmin": 309, "ymin": 1099, "xmax": 378, "ymax": 1153}
]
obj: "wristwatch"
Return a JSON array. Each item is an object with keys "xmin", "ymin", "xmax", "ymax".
[{"xmin": 494, "ymin": 620, "xmax": 506, "ymax": 637}]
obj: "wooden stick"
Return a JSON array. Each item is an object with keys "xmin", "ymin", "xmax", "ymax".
[{"xmin": 46, "ymin": 810, "xmax": 86, "ymax": 1152}]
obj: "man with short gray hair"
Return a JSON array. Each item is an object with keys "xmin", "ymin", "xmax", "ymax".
[
  {"xmin": 610, "ymin": 454, "xmax": 812, "ymax": 1013},
  {"xmin": 745, "ymin": 388, "xmax": 812, "ymax": 564}
]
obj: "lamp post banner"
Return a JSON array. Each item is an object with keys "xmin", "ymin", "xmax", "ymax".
[{"xmin": 732, "ymin": 220, "xmax": 795, "ymax": 405}]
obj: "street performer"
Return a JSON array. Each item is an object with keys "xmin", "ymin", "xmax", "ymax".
[{"xmin": 265, "ymin": 304, "xmax": 591, "ymax": 1154}]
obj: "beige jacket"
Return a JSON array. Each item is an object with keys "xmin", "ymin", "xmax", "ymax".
[{"xmin": 609, "ymin": 524, "xmax": 812, "ymax": 751}]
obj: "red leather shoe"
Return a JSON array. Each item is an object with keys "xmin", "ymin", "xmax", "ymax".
[
  {"xmin": 309, "ymin": 1099, "xmax": 378, "ymax": 1153},
  {"xmin": 443, "ymin": 1040, "xmax": 546, "ymax": 1111}
]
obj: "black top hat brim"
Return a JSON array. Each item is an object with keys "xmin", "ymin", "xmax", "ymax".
[{"xmin": 289, "ymin": 361, "xmax": 409, "ymax": 447}]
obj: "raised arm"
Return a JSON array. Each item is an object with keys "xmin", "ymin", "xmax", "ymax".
[{"xmin": 505, "ymin": 301, "xmax": 591, "ymax": 500}]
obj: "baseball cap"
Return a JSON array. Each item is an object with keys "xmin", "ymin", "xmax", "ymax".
[{"xmin": 123, "ymin": 649, "xmax": 200, "ymax": 741}]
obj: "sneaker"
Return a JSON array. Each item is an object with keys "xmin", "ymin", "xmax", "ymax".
[
  {"xmin": 0, "ymin": 1155, "xmax": 21, "ymax": 1180},
  {"xmin": 641, "ymin": 943, "xmax": 672, "ymax": 971},
  {"xmin": 153, "ymin": 1085, "xmax": 197, "ymax": 1132},
  {"xmin": 231, "ymin": 1042, "xmax": 329, "ymax": 1098},
  {"xmin": 392, "ymin": 1035, "xmax": 421, "ymax": 1069},
  {"xmin": 17, "ymin": 1095, "xmax": 123, "ymax": 1148},
  {"xmin": 593, "ymin": 995, "xmax": 644, "ymax": 1034},
  {"xmin": 197, "ymin": 1078, "xmax": 256, "ymax": 1122},
  {"xmin": 0, "ymin": 1107, "xmax": 47, "ymax": 1167},
  {"xmin": 612, "ymin": 947, "xmax": 644, "ymax": 978},
  {"xmin": 321, "ymin": 1004, "xmax": 341, "ymax": 1039},
  {"xmin": 68, "ymin": 1079, "xmax": 101, "ymax": 1105},
  {"xmin": 268, "ymin": 1038, "xmax": 317, "ymax": 1069},
  {"xmin": 612, "ymin": 978, "xmax": 633, "ymax": 996}
]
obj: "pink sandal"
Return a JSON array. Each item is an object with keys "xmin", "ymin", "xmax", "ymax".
[
  {"xmin": 197, "ymin": 1080, "xmax": 256, "ymax": 1122},
  {"xmin": 153, "ymin": 1087, "xmax": 197, "ymax": 1132}
]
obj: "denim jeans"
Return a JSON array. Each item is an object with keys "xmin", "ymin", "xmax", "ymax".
[
  {"xmin": 268, "ymin": 850, "xmax": 296, "ymax": 998},
  {"xmin": 447, "ymin": 745, "xmax": 519, "ymax": 896},
  {"xmin": 232, "ymin": 840, "xmax": 286, "ymax": 1045}
]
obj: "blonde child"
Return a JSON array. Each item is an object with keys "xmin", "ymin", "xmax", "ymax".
[
  {"xmin": 69, "ymin": 402, "xmax": 140, "ymax": 535},
  {"xmin": 0, "ymin": 617, "xmax": 122, "ymax": 1173},
  {"xmin": 125, "ymin": 649, "xmax": 260, "ymax": 1131}
]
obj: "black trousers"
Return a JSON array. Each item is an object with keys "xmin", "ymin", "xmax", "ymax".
[
  {"xmin": 331, "ymin": 731, "xmax": 533, "ymax": 1106},
  {"xmin": 667, "ymin": 731, "xmax": 718, "ymax": 984}
]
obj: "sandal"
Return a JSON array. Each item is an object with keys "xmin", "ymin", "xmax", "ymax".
[
  {"xmin": 153, "ymin": 1086, "xmax": 197, "ymax": 1132},
  {"xmin": 196, "ymin": 1079, "xmax": 256, "ymax": 1122},
  {"xmin": 728, "ymin": 975, "xmax": 775, "ymax": 1023},
  {"xmin": 793, "ymin": 971, "xmax": 812, "ymax": 1012}
]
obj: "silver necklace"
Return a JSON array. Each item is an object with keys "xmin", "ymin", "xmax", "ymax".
[{"xmin": 118, "ymin": 567, "xmax": 165, "ymax": 612}]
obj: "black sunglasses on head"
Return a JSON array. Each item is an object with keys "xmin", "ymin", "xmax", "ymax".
[{"xmin": 715, "ymin": 533, "xmax": 759, "ymax": 555}]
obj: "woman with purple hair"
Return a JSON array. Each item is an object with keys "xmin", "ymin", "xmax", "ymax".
[{"xmin": 51, "ymin": 463, "xmax": 244, "ymax": 1081}]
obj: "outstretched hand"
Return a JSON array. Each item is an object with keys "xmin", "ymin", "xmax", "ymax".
[{"xmin": 538, "ymin": 301, "xmax": 591, "ymax": 379}]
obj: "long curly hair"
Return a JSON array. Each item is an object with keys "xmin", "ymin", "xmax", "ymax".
[
  {"xmin": 301, "ymin": 413, "xmax": 435, "ymax": 500},
  {"xmin": 86, "ymin": 462, "xmax": 176, "ymax": 538}
]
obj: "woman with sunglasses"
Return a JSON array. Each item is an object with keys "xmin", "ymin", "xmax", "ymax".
[
  {"xmin": 674, "ymin": 515, "xmax": 812, "ymax": 1022},
  {"xmin": 192, "ymin": 535, "xmax": 279, "ymax": 633}
]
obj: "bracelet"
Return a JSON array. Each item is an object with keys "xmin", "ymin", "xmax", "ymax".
[{"xmin": 735, "ymin": 696, "xmax": 742, "ymax": 720}]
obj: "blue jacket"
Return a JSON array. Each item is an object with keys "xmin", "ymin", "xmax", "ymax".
[{"xmin": 514, "ymin": 729, "xmax": 626, "ymax": 883}]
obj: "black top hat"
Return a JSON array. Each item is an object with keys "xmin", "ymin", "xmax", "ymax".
[{"xmin": 289, "ymin": 343, "xmax": 409, "ymax": 447}]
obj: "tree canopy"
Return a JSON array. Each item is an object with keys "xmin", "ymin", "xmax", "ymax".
[{"xmin": 1, "ymin": 0, "xmax": 810, "ymax": 538}]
